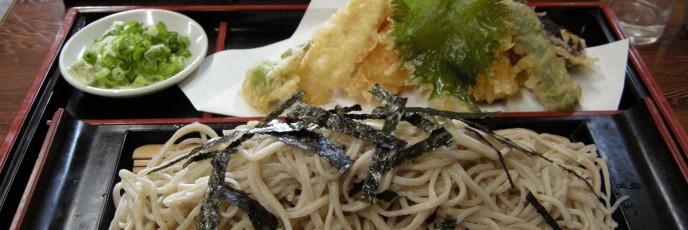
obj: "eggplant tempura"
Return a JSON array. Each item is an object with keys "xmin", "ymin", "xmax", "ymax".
[{"xmin": 241, "ymin": 0, "xmax": 594, "ymax": 113}]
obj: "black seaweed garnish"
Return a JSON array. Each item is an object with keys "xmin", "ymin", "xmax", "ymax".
[
  {"xmin": 183, "ymin": 151, "xmax": 219, "ymax": 169},
  {"xmin": 360, "ymin": 146, "xmax": 392, "ymax": 204},
  {"xmin": 198, "ymin": 93, "xmax": 306, "ymax": 229},
  {"xmin": 218, "ymin": 183, "xmax": 278, "ymax": 229},
  {"xmin": 525, "ymin": 192, "xmax": 562, "ymax": 230},
  {"xmin": 287, "ymin": 102, "xmax": 407, "ymax": 150},
  {"xmin": 405, "ymin": 107, "xmax": 498, "ymax": 119},
  {"xmin": 401, "ymin": 112, "xmax": 439, "ymax": 133},
  {"xmin": 148, "ymin": 92, "xmax": 306, "ymax": 174},
  {"xmin": 148, "ymin": 134, "xmax": 237, "ymax": 174},
  {"xmin": 347, "ymin": 182, "xmax": 400, "ymax": 202},
  {"xmin": 434, "ymin": 216, "xmax": 457, "ymax": 230},
  {"xmin": 342, "ymin": 113, "xmax": 386, "ymax": 120},
  {"xmin": 461, "ymin": 119, "xmax": 540, "ymax": 156},
  {"xmin": 196, "ymin": 148, "xmax": 236, "ymax": 230},
  {"xmin": 249, "ymin": 120, "xmax": 300, "ymax": 134},
  {"xmin": 385, "ymin": 128, "xmax": 453, "ymax": 171},
  {"xmin": 330, "ymin": 104, "xmax": 363, "ymax": 115},
  {"xmin": 261, "ymin": 90, "xmax": 306, "ymax": 127},
  {"xmin": 425, "ymin": 209, "xmax": 438, "ymax": 225},
  {"xmin": 265, "ymin": 130, "xmax": 353, "ymax": 173},
  {"xmin": 140, "ymin": 85, "xmax": 609, "ymax": 229},
  {"xmin": 466, "ymin": 128, "xmax": 515, "ymax": 189},
  {"xmin": 347, "ymin": 180, "xmax": 364, "ymax": 198},
  {"xmin": 360, "ymin": 85, "xmax": 407, "ymax": 203},
  {"xmin": 462, "ymin": 120, "xmax": 599, "ymax": 198},
  {"xmin": 341, "ymin": 112, "xmax": 439, "ymax": 133},
  {"xmin": 375, "ymin": 190, "xmax": 399, "ymax": 202}
]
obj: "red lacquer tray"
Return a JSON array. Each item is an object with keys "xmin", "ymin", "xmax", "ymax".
[{"xmin": 1, "ymin": 2, "xmax": 687, "ymax": 229}]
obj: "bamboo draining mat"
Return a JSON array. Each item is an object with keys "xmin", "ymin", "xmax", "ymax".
[{"xmin": 132, "ymin": 144, "xmax": 170, "ymax": 173}]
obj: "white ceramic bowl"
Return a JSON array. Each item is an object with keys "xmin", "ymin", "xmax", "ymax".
[{"xmin": 59, "ymin": 9, "xmax": 208, "ymax": 98}]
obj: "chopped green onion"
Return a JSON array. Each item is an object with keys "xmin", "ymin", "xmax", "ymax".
[
  {"xmin": 83, "ymin": 51, "xmax": 97, "ymax": 64},
  {"xmin": 67, "ymin": 21, "xmax": 191, "ymax": 89}
]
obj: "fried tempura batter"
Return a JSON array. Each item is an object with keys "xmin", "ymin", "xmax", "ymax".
[
  {"xmin": 296, "ymin": 0, "xmax": 390, "ymax": 104},
  {"xmin": 241, "ymin": 0, "xmax": 594, "ymax": 113},
  {"xmin": 510, "ymin": 3, "xmax": 582, "ymax": 111},
  {"xmin": 241, "ymin": 0, "xmax": 392, "ymax": 111},
  {"xmin": 344, "ymin": 22, "xmax": 409, "ymax": 102},
  {"xmin": 471, "ymin": 53, "xmax": 520, "ymax": 104},
  {"xmin": 241, "ymin": 46, "xmax": 305, "ymax": 113}
]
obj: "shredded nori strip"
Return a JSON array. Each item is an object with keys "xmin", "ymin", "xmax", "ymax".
[
  {"xmin": 386, "ymin": 128, "xmax": 454, "ymax": 172},
  {"xmin": 462, "ymin": 120, "xmax": 599, "ymax": 198},
  {"xmin": 183, "ymin": 151, "xmax": 219, "ymax": 169},
  {"xmin": 347, "ymin": 182, "xmax": 399, "ymax": 202},
  {"xmin": 375, "ymin": 190, "xmax": 399, "ymax": 202},
  {"xmin": 260, "ymin": 90, "xmax": 305, "ymax": 127},
  {"xmin": 347, "ymin": 180, "xmax": 364, "ymax": 198},
  {"xmin": 467, "ymin": 128, "xmax": 515, "ymax": 189},
  {"xmin": 401, "ymin": 112, "xmax": 439, "ymax": 133},
  {"xmin": 288, "ymin": 102, "xmax": 407, "ymax": 150},
  {"xmin": 425, "ymin": 209, "xmax": 438, "ymax": 225},
  {"xmin": 526, "ymin": 192, "xmax": 562, "ymax": 230},
  {"xmin": 218, "ymin": 183, "xmax": 278, "ymax": 229},
  {"xmin": 330, "ymin": 104, "xmax": 363, "ymax": 115},
  {"xmin": 202, "ymin": 137, "xmax": 277, "ymax": 228},
  {"xmin": 142, "ymin": 86, "xmax": 605, "ymax": 229},
  {"xmin": 461, "ymin": 119, "xmax": 540, "ymax": 156},
  {"xmin": 148, "ymin": 134, "xmax": 238, "ymax": 174},
  {"xmin": 266, "ymin": 130, "xmax": 353, "ymax": 173},
  {"xmin": 360, "ymin": 144, "xmax": 393, "ymax": 204},
  {"xmin": 434, "ymin": 216, "xmax": 457, "ymax": 230},
  {"xmin": 359, "ymin": 128, "xmax": 452, "ymax": 203},
  {"xmin": 356, "ymin": 128, "xmax": 453, "ymax": 202},
  {"xmin": 342, "ymin": 113, "xmax": 387, "ymax": 120},
  {"xmin": 198, "ymin": 147, "xmax": 237, "ymax": 230},
  {"xmin": 405, "ymin": 107, "xmax": 499, "ymax": 119},
  {"xmin": 339, "ymin": 112, "xmax": 439, "ymax": 133},
  {"xmin": 342, "ymin": 112, "xmax": 439, "ymax": 133},
  {"xmin": 361, "ymin": 85, "xmax": 407, "ymax": 203},
  {"xmin": 198, "ymin": 94, "xmax": 301, "ymax": 229},
  {"xmin": 147, "ymin": 93, "xmax": 311, "ymax": 174},
  {"xmin": 249, "ymin": 120, "xmax": 300, "ymax": 134},
  {"xmin": 198, "ymin": 133, "xmax": 258, "ymax": 229},
  {"xmin": 371, "ymin": 84, "xmax": 396, "ymax": 103}
]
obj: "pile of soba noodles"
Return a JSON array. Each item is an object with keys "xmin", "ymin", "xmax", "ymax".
[{"xmin": 110, "ymin": 92, "xmax": 623, "ymax": 230}]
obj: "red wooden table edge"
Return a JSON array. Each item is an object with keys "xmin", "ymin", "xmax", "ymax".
[
  {"xmin": 0, "ymin": 8, "xmax": 79, "ymax": 176},
  {"xmin": 9, "ymin": 109, "xmax": 65, "ymax": 229}
]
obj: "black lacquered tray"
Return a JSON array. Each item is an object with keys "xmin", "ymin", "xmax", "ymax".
[{"xmin": 1, "ymin": 3, "xmax": 687, "ymax": 229}]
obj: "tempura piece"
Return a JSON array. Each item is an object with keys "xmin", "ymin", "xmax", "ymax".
[
  {"xmin": 242, "ymin": 0, "xmax": 391, "ymax": 108},
  {"xmin": 510, "ymin": 3, "xmax": 581, "ymax": 111},
  {"xmin": 343, "ymin": 22, "xmax": 409, "ymax": 102},
  {"xmin": 241, "ymin": 0, "xmax": 594, "ymax": 113},
  {"xmin": 241, "ymin": 46, "xmax": 305, "ymax": 113},
  {"xmin": 296, "ymin": 0, "xmax": 390, "ymax": 104},
  {"xmin": 539, "ymin": 15, "xmax": 596, "ymax": 68},
  {"xmin": 471, "ymin": 53, "xmax": 520, "ymax": 104}
]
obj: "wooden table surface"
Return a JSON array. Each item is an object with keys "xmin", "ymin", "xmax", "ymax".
[{"xmin": 0, "ymin": 0, "xmax": 687, "ymax": 146}]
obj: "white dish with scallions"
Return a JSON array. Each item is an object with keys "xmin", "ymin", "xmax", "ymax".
[{"xmin": 59, "ymin": 9, "xmax": 208, "ymax": 98}]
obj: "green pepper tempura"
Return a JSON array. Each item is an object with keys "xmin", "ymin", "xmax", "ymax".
[{"xmin": 67, "ymin": 21, "xmax": 191, "ymax": 89}]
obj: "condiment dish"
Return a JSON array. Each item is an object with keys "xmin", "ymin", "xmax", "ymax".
[{"xmin": 59, "ymin": 9, "xmax": 208, "ymax": 98}]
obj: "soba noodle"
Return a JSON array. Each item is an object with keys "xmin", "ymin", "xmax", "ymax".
[{"xmin": 110, "ymin": 118, "xmax": 622, "ymax": 229}]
